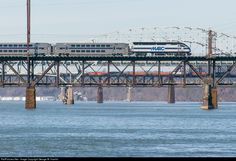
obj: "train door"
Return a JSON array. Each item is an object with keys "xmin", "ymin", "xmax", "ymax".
[
  {"xmin": 61, "ymin": 44, "xmax": 69, "ymax": 56},
  {"xmin": 50, "ymin": 45, "xmax": 54, "ymax": 55}
]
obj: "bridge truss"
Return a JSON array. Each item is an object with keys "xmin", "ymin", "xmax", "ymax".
[{"xmin": 1, "ymin": 56, "xmax": 236, "ymax": 88}]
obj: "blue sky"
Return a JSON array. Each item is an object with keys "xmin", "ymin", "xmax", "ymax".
[{"xmin": 0, "ymin": 0, "xmax": 236, "ymax": 42}]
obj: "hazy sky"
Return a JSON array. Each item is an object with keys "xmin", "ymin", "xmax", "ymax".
[{"xmin": 0, "ymin": 0, "xmax": 236, "ymax": 42}]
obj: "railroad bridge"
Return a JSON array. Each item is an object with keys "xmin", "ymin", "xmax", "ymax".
[
  {"xmin": 1, "ymin": 0, "xmax": 236, "ymax": 110},
  {"xmin": 1, "ymin": 55, "xmax": 236, "ymax": 110}
]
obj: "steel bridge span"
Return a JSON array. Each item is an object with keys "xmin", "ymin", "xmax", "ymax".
[{"xmin": 1, "ymin": 55, "xmax": 236, "ymax": 110}]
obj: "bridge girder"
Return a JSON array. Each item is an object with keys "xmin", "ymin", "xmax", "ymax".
[{"xmin": 0, "ymin": 56, "xmax": 236, "ymax": 88}]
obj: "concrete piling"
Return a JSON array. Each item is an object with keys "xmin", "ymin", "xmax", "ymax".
[
  {"xmin": 97, "ymin": 86, "xmax": 103, "ymax": 103},
  {"xmin": 201, "ymin": 83, "xmax": 218, "ymax": 110},
  {"xmin": 25, "ymin": 86, "xmax": 36, "ymax": 109},
  {"xmin": 211, "ymin": 87, "xmax": 218, "ymax": 109},
  {"xmin": 127, "ymin": 87, "xmax": 133, "ymax": 102},
  {"xmin": 66, "ymin": 87, "xmax": 74, "ymax": 105},
  {"xmin": 168, "ymin": 84, "xmax": 175, "ymax": 104},
  {"xmin": 168, "ymin": 77, "xmax": 175, "ymax": 104}
]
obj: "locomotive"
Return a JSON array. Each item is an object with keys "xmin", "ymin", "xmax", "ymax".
[{"xmin": 130, "ymin": 42, "xmax": 191, "ymax": 56}]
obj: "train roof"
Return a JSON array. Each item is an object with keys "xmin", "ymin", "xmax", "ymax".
[
  {"xmin": 132, "ymin": 42, "xmax": 189, "ymax": 45},
  {"xmin": 0, "ymin": 42, "xmax": 50, "ymax": 44},
  {"xmin": 55, "ymin": 42, "xmax": 129, "ymax": 45}
]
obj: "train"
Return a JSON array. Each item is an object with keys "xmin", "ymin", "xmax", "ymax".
[
  {"xmin": 0, "ymin": 43, "xmax": 52, "ymax": 56},
  {"xmin": 0, "ymin": 42, "xmax": 191, "ymax": 57},
  {"xmin": 130, "ymin": 42, "xmax": 191, "ymax": 56},
  {"xmin": 53, "ymin": 43, "xmax": 129, "ymax": 56}
]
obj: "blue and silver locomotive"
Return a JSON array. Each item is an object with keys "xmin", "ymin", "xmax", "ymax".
[{"xmin": 130, "ymin": 42, "xmax": 191, "ymax": 56}]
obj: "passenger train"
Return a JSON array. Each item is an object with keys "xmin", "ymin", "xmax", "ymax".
[
  {"xmin": 0, "ymin": 43, "xmax": 51, "ymax": 56},
  {"xmin": 53, "ymin": 43, "xmax": 129, "ymax": 56},
  {"xmin": 0, "ymin": 42, "xmax": 191, "ymax": 57}
]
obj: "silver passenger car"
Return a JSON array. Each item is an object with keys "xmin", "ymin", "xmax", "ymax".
[
  {"xmin": 53, "ymin": 43, "xmax": 129, "ymax": 56},
  {"xmin": 0, "ymin": 43, "xmax": 52, "ymax": 56}
]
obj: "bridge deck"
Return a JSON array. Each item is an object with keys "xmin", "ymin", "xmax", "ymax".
[{"xmin": 0, "ymin": 56, "xmax": 236, "ymax": 61}]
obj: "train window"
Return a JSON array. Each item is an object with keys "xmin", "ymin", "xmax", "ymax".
[
  {"xmin": 81, "ymin": 50, "xmax": 85, "ymax": 52},
  {"xmin": 86, "ymin": 45, "xmax": 90, "ymax": 47},
  {"xmin": 14, "ymin": 45, "xmax": 18, "ymax": 47},
  {"xmin": 24, "ymin": 50, "xmax": 27, "ymax": 52},
  {"xmin": 86, "ymin": 50, "xmax": 90, "ymax": 52},
  {"xmin": 0, "ymin": 50, "xmax": 2, "ymax": 52},
  {"xmin": 91, "ymin": 45, "xmax": 95, "ymax": 47},
  {"xmin": 4, "ymin": 50, "xmax": 7, "ymax": 52},
  {"xmin": 71, "ymin": 50, "xmax": 75, "ymax": 52},
  {"xmin": 9, "ymin": 45, "xmax": 13, "ymax": 47},
  {"xmin": 0, "ymin": 45, "xmax": 2, "ymax": 47},
  {"xmin": 9, "ymin": 50, "xmax": 13, "ymax": 52},
  {"xmin": 106, "ymin": 45, "xmax": 111, "ymax": 47},
  {"xmin": 76, "ymin": 45, "xmax": 81, "ymax": 47},
  {"xmin": 14, "ymin": 50, "xmax": 17, "ymax": 52},
  {"xmin": 39, "ymin": 48, "xmax": 44, "ymax": 50},
  {"xmin": 96, "ymin": 50, "xmax": 101, "ymax": 52},
  {"xmin": 4, "ymin": 45, "xmax": 7, "ymax": 47},
  {"xmin": 91, "ymin": 50, "xmax": 95, "ymax": 52},
  {"xmin": 76, "ymin": 50, "xmax": 80, "ymax": 52},
  {"xmin": 101, "ymin": 50, "xmax": 106, "ymax": 52},
  {"xmin": 24, "ymin": 45, "xmax": 27, "ymax": 47},
  {"xmin": 101, "ymin": 45, "xmax": 105, "ymax": 47},
  {"xmin": 96, "ymin": 45, "xmax": 101, "ymax": 47},
  {"xmin": 19, "ymin": 45, "xmax": 23, "ymax": 47},
  {"xmin": 60, "ymin": 47, "xmax": 65, "ymax": 50},
  {"xmin": 29, "ymin": 45, "xmax": 33, "ymax": 47},
  {"xmin": 81, "ymin": 45, "xmax": 85, "ymax": 47},
  {"xmin": 71, "ymin": 45, "xmax": 75, "ymax": 47},
  {"xmin": 19, "ymin": 50, "xmax": 23, "ymax": 52}
]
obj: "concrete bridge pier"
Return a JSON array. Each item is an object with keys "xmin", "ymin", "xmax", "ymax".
[
  {"xmin": 97, "ymin": 86, "xmax": 103, "ymax": 104},
  {"xmin": 58, "ymin": 87, "xmax": 66, "ymax": 104},
  {"xmin": 65, "ymin": 87, "xmax": 74, "ymax": 105},
  {"xmin": 127, "ymin": 87, "xmax": 133, "ymax": 102},
  {"xmin": 25, "ymin": 86, "xmax": 36, "ymax": 109},
  {"xmin": 168, "ymin": 84, "xmax": 175, "ymax": 104},
  {"xmin": 59, "ymin": 87, "xmax": 66, "ymax": 102},
  {"xmin": 168, "ymin": 78, "xmax": 175, "ymax": 104},
  {"xmin": 201, "ymin": 83, "xmax": 218, "ymax": 110}
]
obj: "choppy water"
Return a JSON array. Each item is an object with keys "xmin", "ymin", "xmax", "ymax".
[{"xmin": 0, "ymin": 101, "xmax": 236, "ymax": 157}]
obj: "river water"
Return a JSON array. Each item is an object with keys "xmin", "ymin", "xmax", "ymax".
[{"xmin": 0, "ymin": 101, "xmax": 236, "ymax": 157}]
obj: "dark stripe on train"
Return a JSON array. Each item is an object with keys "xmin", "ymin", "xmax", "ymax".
[{"xmin": 132, "ymin": 47, "xmax": 190, "ymax": 50}]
